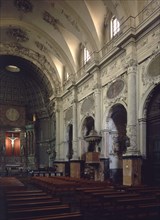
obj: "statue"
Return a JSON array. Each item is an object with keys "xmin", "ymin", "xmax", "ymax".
[{"xmin": 8, "ymin": 134, "xmax": 18, "ymax": 154}]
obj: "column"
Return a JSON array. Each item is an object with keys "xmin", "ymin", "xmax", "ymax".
[
  {"xmin": 70, "ymin": 87, "xmax": 82, "ymax": 178},
  {"xmin": 138, "ymin": 118, "xmax": 146, "ymax": 157},
  {"xmin": 72, "ymin": 87, "xmax": 78, "ymax": 159},
  {"xmin": 94, "ymin": 87, "xmax": 101, "ymax": 132},
  {"xmin": 55, "ymin": 98, "xmax": 60, "ymax": 160},
  {"xmin": 123, "ymin": 59, "xmax": 142, "ymax": 186},
  {"xmin": 93, "ymin": 67, "xmax": 101, "ymax": 133},
  {"xmin": 93, "ymin": 67, "xmax": 102, "ymax": 155},
  {"xmin": 125, "ymin": 59, "xmax": 140, "ymax": 156}
]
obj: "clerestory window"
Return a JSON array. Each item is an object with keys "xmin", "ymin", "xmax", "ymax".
[
  {"xmin": 83, "ymin": 47, "xmax": 91, "ymax": 64},
  {"xmin": 111, "ymin": 16, "xmax": 120, "ymax": 38}
]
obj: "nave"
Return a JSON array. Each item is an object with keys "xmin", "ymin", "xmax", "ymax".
[{"xmin": 0, "ymin": 176, "xmax": 160, "ymax": 220}]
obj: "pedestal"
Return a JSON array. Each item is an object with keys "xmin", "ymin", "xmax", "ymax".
[
  {"xmin": 54, "ymin": 161, "xmax": 66, "ymax": 175},
  {"xmin": 70, "ymin": 160, "xmax": 81, "ymax": 178},
  {"xmin": 123, "ymin": 156, "xmax": 142, "ymax": 186}
]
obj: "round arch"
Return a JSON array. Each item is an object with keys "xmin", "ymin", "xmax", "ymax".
[
  {"xmin": 102, "ymin": 102, "xmax": 127, "ymax": 184},
  {"xmin": 0, "ymin": 43, "xmax": 61, "ymax": 94}
]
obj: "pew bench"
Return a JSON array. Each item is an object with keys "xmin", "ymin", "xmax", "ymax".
[
  {"xmin": 114, "ymin": 202, "xmax": 160, "ymax": 220},
  {"xmin": 7, "ymin": 195, "xmax": 54, "ymax": 204},
  {"xmin": 7, "ymin": 199, "xmax": 62, "ymax": 210},
  {"xmin": 6, "ymin": 189, "xmax": 43, "ymax": 194},
  {"xmin": 116, "ymin": 196, "xmax": 156, "ymax": 209},
  {"xmin": 6, "ymin": 192, "xmax": 48, "ymax": 198},
  {"xmin": 11, "ymin": 212, "xmax": 84, "ymax": 220},
  {"xmin": 7, "ymin": 204, "xmax": 71, "ymax": 219}
]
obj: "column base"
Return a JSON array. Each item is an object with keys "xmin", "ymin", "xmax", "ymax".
[
  {"xmin": 70, "ymin": 160, "xmax": 82, "ymax": 178},
  {"xmin": 123, "ymin": 147, "xmax": 141, "ymax": 157},
  {"xmin": 122, "ymin": 155, "xmax": 142, "ymax": 186}
]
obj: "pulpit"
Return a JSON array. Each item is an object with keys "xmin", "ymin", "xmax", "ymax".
[{"xmin": 85, "ymin": 152, "xmax": 100, "ymax": 163}]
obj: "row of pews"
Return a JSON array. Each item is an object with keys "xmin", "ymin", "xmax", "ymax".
[
  {"xmin": 30, "ymin": 176, "xmax": 160, "ymax": 220},
  {"xmin": 77, "ymin": 185, "xmax": 160, "ymax": 220},
  {"xmin": 5, "ymin": 187, "xmax": 83, "ymax": 220}
]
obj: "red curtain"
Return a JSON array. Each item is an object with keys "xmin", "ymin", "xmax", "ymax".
[{"xmin": 5, "ymin": 132, "xmax": 20, "ymax": 156}]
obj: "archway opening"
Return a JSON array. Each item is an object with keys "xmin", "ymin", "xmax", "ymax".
[
  {"xmin": 146, "ymin": 85, "xmax": 160, "ymax": 186},
  {"xmin": 107, "ymin": 104, "xmax": 127, "ymax": 184},
  {"xmin": 67, "ymin": 124, "xmax": 73, "ymax": 161}
]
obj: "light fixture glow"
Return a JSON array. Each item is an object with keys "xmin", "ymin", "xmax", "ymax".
[{"xmin": 6, "ymin": 65, "xmax": 20, "ymax": 72}]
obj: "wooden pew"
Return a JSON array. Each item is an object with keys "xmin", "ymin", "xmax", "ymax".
[
  {"xmin": 9, "ymin": 212, "xmax": 83, "ymax": 220},
  {"xmin": 7, "ymin": 195, "xmax": 54, "ymax": 204},
  {"xmin": 6, "ymin": 189, "xmax": 43, "ymax": 194},
  {"xmin": 8, "ymin": 199, "xmax": 62, "ymax": 210},
  {"xmin": 6, "ymin": 192, "xmax": 48, "ymax": 198},
  {"xmin": 116, "ymin": 196, "xmax": 156, "ymax": 208},
  {"xmin": 113, "ymin": 203, "xmax": 160, "ymax": 220},
  {"xmin": 137, "ymin": 203, "xmax": 160, "ymax": 219},
  {"xmin": 7, "ymin": 204, "xmax": 71, "ymax": 219}
]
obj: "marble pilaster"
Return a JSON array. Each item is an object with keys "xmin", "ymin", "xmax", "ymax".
[{"xmin": 72, "ymin": 87, "xmax": 78, "ymax": 160}]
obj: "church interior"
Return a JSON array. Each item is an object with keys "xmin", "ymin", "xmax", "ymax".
[{"xmin": 0, "ymin": 0, "xmax": 160, "ymax": 219}]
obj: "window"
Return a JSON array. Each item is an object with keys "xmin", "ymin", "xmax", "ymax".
[
  {"xmin": 66, "ymin": 72, "xmax": 69, "ymax": 80},
  {"xmin": 84, "ymin": 47, "xmax": 91, "ymax": 64},
  {"xmin": 63, "ymin": 66, "xmax": 70, "ymax": 82},
  {"xmin": 111, "ymin": 16, "xmax": 120, "ymax": 38}
]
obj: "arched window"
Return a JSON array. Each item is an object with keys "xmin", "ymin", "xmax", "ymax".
[
  {"xmin": 83, "ymin": 47, "xmax": 91, "ymax": 65},
  {"xmin": 111, "ymin": 16, "xmax": 120, "ymax": 38},
  {"xmin": 63, "ymin": 66, "xmax": 70, "ymax": 82}
]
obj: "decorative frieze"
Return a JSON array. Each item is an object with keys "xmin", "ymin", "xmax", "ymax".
[
  {"xmin": 141, "ymin": 0, "xmax": 160, "ymax": 21},
  {"xmin": 77, "ymin": 80, "xmax": 93, "ymax": 100}
]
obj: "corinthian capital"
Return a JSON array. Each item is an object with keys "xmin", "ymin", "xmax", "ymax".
[{"xmin": 125, "ymin": 58, "xmax": 137, "ymax": 68}]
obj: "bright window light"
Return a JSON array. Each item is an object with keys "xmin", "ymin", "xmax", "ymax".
[
  {"xmin": 84, "ymin": 47, "xmax": 91, "ymax": 64},
  {"xmin": 111, "ymin": 17, "xmax": 120, "ymax": 38}
]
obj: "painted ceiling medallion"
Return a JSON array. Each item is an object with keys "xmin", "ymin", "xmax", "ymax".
[
  {"xmin": 14, "ymin": 0, "xmax": 33, "ymax": 13},
  {"xmin": 6, "ymin": 27, "xmax": 29, "ymax": 42},
  {"xmin": 107, "ymin": 79, "xmax": 124, "ymax": 99},
  {"xmin": 6, "ymin": 108, "xmax": 20, "ymax": 121}
]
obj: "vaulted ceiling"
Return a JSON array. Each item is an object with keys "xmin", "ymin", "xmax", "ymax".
[{"xmin": 0, "ymin": 0, "xmax": 148, "ymax": 116}]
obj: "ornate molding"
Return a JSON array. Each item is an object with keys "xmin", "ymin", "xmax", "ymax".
[
  {"xmin": 6, "ymin": 27, "xmax": 29, "ymax": 42},
  {"xmin": 14, "ymin": 0, "xmax": 33, "ymax": 13},
  {"xmin": 43, "ymin": 11, "xmax": 61, "ymax": 31},
  {"xmin": 35, "ymin": 41, "xmax": 47, "ymax": 53}
]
